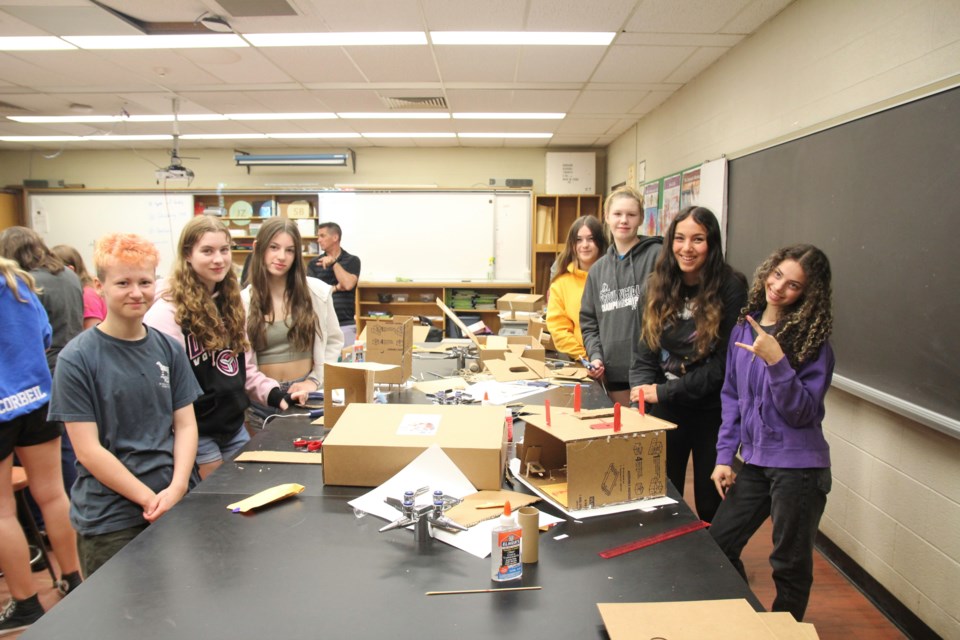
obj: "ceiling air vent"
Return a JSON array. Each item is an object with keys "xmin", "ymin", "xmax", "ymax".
[{"xmin": 380, "ymin": 96, "xmax": 448, "ymax": 110}]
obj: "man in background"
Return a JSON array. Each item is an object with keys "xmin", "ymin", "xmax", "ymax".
[{"xmin": 307, "ymin": 222, "xmax": 361, "ymax": 346}]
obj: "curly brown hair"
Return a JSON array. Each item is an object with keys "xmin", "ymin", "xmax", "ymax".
[
  {"xmin": 246, "ymin": 217, "xmax": 318, "ymax": 354},
  {"xmin": 166, "ymin": 215, "xmax": 249, "ymax": 353},
  {"xmin": 742, "ymin": 244, "xmax": 833, "ymax": 367},
  {"xmin": 642, "ymin": 206, "xmax": 741, "ymax": 356}
]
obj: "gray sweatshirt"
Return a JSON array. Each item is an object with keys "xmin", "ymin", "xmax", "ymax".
[{"xmin": 579, "ymin": 237, "xmax": 663, "ymax": 384}]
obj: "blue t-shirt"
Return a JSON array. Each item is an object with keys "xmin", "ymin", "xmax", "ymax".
[{"xmin": 49, "ymin": 326, "xmax": 202, "ymax": 536}]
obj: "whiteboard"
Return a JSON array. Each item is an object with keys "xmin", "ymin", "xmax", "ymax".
[
  {"xmin": 317, "ymin": 190, "xmax": 531, "ymax": 282},
  {"xmin": 29, "ymin": 192, "xmax": 194, "ymax": 277}
]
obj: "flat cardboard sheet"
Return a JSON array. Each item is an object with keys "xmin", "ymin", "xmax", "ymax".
[
  {"xmin": 444, "ymin": 490, "xmax": 539, "ymax": 528},
  {"xmin": 234, "ymin": 451, "xmax": 322, "ymax": 465},
  {"xmin": 758, "ymin": 612, "xmax": 821, "ymax": 639},
  {"xmin": 226, "ymin": 483, "xmax": 305, "ymax": 513},
  {"xmin": 597, "ymin": 600, "xmax": 777, "ymax": 640},
  {"xmin": 411, "ymin": 376, "xmax": 468, "ymax": 395},
  {"xmin": 484, "ymin": 352, "xmax": 548, "ymax": 381}
]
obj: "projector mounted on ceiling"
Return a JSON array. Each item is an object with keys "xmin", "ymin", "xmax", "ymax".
[{"xmin": 156, "ymin": 97, "xmax": 195, "ymax": 186}]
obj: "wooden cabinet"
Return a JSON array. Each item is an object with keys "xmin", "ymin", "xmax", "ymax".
[
  {"xmin": 532, "ymin": 194, "xmax": 602, "ymax": 295},
  {"xmin": 356, "ymin": 282, "xmax": 533, "ymax": 336},
  {"xmin": 192, "ymin": 191, "xmax": 320, "ymax": 278}
]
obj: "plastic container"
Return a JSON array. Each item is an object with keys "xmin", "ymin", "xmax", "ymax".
[{"xmin": 491, "ymin": 501, "xmax": 522, "ymax": 582}]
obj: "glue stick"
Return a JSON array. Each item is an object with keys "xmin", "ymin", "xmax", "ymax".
[{"xmin": 491, "ymin": 501, "xmax": 522, "ymax": 582}]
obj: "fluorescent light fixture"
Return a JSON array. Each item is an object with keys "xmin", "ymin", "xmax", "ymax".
[
  {"xmin": 83, "ymin": 135, "xmax": 174, "ymax": 141},
  {"xmin": 0, "ymin": 37, "xmax": 75, "ymax": 51},
  {"xmin": 267, "ymin": 133, "xmax": 362, "ymax": 139},
  {"xmin": 458, "ymin": 133, "xmax": 554, "ymax": 138},
  {"xmin": 235, "ymin": 153, "xmax": 352, "ymax": 167},
  {"xmin": 245, "ymin": 32, "xmax": 427, "ymax": 47},
  {"xmin": 452, "ymin": 112, "xmax": 565, "ymax": 119},
  {"xmin": 8, "ymin": 114, "xmax": 229, "ymax": 123},
  {"xmin": 62, "ymin": 34, "xmax": 247, "ymax": 49},
  {"xmin": 226, "ymin": 112, "xmax": 336, "ymax": 120},
  {"xmin": 0, "ymin": 136, "xmax": 82, "ymax": 142},
  {"xmin": 181, "ymin": 133, "xmax": 268, "ymax": 140},
  {"xmin": 430, "ymin": 31, "xmax": 615, "ymax": 46},
  {"xmin": 338, "ymin": 112, "xmax": 450, "ymax": 119},
  {"xmin": 361, "ymin": 132, "xmax": 456, "ymax": 138}
]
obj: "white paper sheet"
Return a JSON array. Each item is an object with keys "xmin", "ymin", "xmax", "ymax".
[
  {"xmin": 348, "ymin": 445, "xmax": 562, "ymax": 558},
  {"xmin": 508, "ymin": 458, "xmax": 677, "ymax": 519},
  {"xmin": 465, "ymin": 380, "xmax": 555, "ymax": 405}
]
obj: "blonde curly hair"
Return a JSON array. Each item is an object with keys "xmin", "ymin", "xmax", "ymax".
[
  {"xmin": 166, "ymin": 215, "xmax": 249, "ymax": 353},
  {"xmin": 742, "ymin": 244, "xmax": 833, "ymax": 367}
]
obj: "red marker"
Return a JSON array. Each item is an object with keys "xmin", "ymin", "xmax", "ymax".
[
  {"xmin": 574, "ymin": 383, "xmax": 582, "ymax": 412},
  {"xmin": 545, "ymin": 399, "xmax": 551, "ymax": 427},
  {"xmin": 637, "ymin": 399, "xmax": 645, "ymax": 417},
  {"xmin": 614, "ymin": 402, "xmax": 621, "ymax": 432}
]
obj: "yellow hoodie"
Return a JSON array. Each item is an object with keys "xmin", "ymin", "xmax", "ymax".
[{"xmin": 546, "ymin": 262, "xmax": 589, "ymax": 359}]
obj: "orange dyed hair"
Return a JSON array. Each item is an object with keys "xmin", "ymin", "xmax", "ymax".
[{"xmin": 94, "ymin": 233, "xmax": 160, "ymax": 279}]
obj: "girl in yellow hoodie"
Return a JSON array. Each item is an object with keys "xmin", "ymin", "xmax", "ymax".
[{"xmin": 546, "ymin": 215, "xmax": 609, "ymax": 359}]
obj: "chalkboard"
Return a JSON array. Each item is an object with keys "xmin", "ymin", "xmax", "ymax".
[
  {"xmin": 727, "ymin": 86, "xmax": 960, "ymax": 436},
  {"xmin": 29, "ymin": 192, "xmax": 194, "ymax": 277},
  {"xmin": 317, "ymin": 190, "xmax": 531, "ymax": 282}
]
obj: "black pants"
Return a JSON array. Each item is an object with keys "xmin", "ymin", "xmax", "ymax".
[
  {"xmin": 650, "ymin": 402, "xmax": 722, "ymax": 523},
  {"xmin": 709, "ymin": 463, "xmax": 831, "ymax": 621}
]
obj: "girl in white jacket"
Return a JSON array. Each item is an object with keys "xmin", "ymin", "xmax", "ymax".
[{"xmin": 241, "ymin": 217, "xmax": 344, "ymax": 429}]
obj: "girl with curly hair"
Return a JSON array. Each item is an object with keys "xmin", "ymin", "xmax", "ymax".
[
  {"xmin": 144, "ymin": 216, "xmax": 290, "ymax": 478},
  {"xmin": 546, "ymin": 215, "xmax": 609, "ymax": 360},
  {"xmin": 709, "ymin": 244, "xmax": 835, "ymax": 622},
  {"xmin": 629, "ymin": 207, "xmax": 746, "ymax": 523},
  {"xmin": 241, "ymin": 217, "xmax": 343, "ymax": 429}
]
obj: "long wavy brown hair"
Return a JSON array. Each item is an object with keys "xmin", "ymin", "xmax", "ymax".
[
  {"xmin": 742, "ymin": 244, "xmax": 833, "ymax": 367},
  {"xmin": 0, "ymin": 256, "xmax": 40, "ymax": 302},
  {"xmin": 642, "ymin": 207, "xmax": 739, "ymax": 357},
  {"xmin": 550, "ymin": 215, "xmax": 608, "ymax": 285},
  {"xmin": 246, "ymin": 217, "xmax": 318, "ymax": 353},
  {"xmin": 166, "ymin": 215, "xmax": 248, "ymax": 353},
  {"xmin": 0, "ymin": 226, "xmax": 65, "ymax": 274}
]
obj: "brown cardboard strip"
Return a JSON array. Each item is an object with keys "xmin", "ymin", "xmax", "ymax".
[
  {"xmin": 444, "ymin": 489, "xmax": 539, "ymax": 528},
  {"xmin": 235, "ymin": 451, "xmax": 323, "ymax": 465}
]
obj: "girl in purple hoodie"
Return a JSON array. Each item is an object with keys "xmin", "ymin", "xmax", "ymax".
[{"xmin": 709, "ymin": 244, "xmax": 834, "ymax": 622}]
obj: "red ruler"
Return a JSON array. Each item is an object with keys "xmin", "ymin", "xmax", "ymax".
[{"xmin": 599, "ymin": 520, "xmax": 710, "ymax": 559}]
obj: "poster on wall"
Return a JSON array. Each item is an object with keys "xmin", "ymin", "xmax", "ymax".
[
  {"xmin": 661, "ymin": 174, "xmax": 682, "ymax": 231},
  {"xmin": 680, "ymin": 168, "xmax": 701, "ymax": 208},
  {"xmin": 642, "ymin": 182, "xmax": 660, "ymax": 236}
]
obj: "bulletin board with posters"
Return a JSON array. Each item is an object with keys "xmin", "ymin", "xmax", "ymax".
[{"xmin": 637, "ymin": 158, "xmax": 727, "ymax": 243}]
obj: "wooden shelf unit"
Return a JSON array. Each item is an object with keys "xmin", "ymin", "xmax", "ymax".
[
  {"xmin": 192, "ymin": 191, "xmax": 321, "ymax": 277},
  {"xmin": 532, "ymin": 194, "xmax": 602, "ymax": 295},
  {"xmin": 356, "ymin": 281, "xmax": 533, "ymax": 336}
]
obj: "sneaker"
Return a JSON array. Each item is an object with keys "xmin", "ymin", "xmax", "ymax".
[
  {"xmin": 57, "ymin": 572, "xmax": 83, "ymax": 597},
  {"xmin": 0, "ymin": 596, "xmax": 44, "ymax": 636}
]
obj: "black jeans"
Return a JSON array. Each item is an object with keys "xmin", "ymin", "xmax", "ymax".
[
  {"xmin": 709, "ymin": 463, "xmax": 831, "ymax": 621},
  {"xmin": 651, "ymin": 402, "xmax": 722, "ymax": 523}
]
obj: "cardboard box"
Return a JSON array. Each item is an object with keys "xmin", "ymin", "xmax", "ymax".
[
  {"xmin": 323, "ymin": 362, "xmax": 398, "ymax": 427},
  {"xmin": 322, "ymin": 403, "xmax": 507, "ymax": 490},
  {"xmin": 519, "ymin": 406, "xmax": 676, "ymax": 508},
  {"xmin": 527, "ymin": 318, "xmax": 555, "ymax": 351},
  {"xmin": 363, "ymin": 316, "xmax": 414, "ymax": 384},
  {"xmin": 476, "ymin": 335, "xmax": 545, "ymax": 365},
  {"xmin": 496, "ymin": 293, "xmax": 544, "ymax": 314}
]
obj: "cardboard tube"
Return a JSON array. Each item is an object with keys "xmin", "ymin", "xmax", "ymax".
[{"xmin": 518, "ymin": 506, "xmax": 540, "ymax": 563}]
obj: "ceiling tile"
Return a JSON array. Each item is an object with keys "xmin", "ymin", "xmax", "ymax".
[
  {"xmin": 445, "ymin": 89, "xmax": 580, "ymax": 112},
  {"xmin": 256, "ymin": 48, "xmax": 368, "ymax": 83},
  {"xmin": 345, "ymin": 46, "xmax": 440, "ymax": 83},
  {"xmin": 570, "ymin": 90, "xmax": 649, "ymax": 115},
  {"xmin": 664, "ymin": 46, "xmax": 729, "ymax": 84},
  {"xmin": 420, "ymin": 0, "xmax": 526, "ymax": 30},
  {"xmin": 434, "ymin": 46, "xmax": 520, "ymax": 83},
  {"xmin": 624, "ymin": 0, "xmax": 753, "ymax": 34},
  {"xmin": 591, "ymin": 44, "xmax": 696, "ymax": 83},
  {"xmin": 302, "ymin": 0, "xmax": 425, "ymax": 30},
  {"xmin": 526, "ymin": 0, "xmax": 637, "ymax": 31},
  {"xmin": 516, "ymin": 46, "xmax": 607, "ymax": 83},
  {"xmin": 555, "ymin": 117, "xmax": 620, "ymax": 135},
  {"xmin": 722, "ymin": 0, "xmax": 795, "ymax": 34}
]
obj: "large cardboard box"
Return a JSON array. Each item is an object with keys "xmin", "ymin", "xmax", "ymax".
[
  {"xmin": 363, "ymin": 315, "xmax": 414, "ymax": 384},
  {"xmin": 519, "ymin": 407, "xmax": 676, "ymax": 509},
  {"xmin": 322, "ymin": 403, "xmax": 507, "ymax": 490},
  {"xmin": 496, "ymin": 293, "xmax": 544, "ymax": 314},
  {"xmin": 323, "ymin": 362, "xmax": 398, "ymax": 428},
  {"xmin": 476, "ymin": 335, "xmax": 545, "ymax": 365}
]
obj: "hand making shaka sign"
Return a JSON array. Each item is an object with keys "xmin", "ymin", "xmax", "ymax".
[{"xmin": 734, "ymin": 315, "xmax": 786, "ymax": 366}]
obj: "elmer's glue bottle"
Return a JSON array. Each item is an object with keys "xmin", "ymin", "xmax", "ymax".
[{"xmin": 491, "ymin": 501, "xmax": 522, "ymax": 582}]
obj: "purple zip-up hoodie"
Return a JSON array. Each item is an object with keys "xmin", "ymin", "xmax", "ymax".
[{"xmin": 716, "ymin": 315, "xmax": 835, "ymax": 469}]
